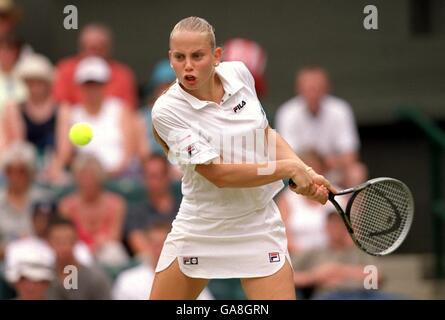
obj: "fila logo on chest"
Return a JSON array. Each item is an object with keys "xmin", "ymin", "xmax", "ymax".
[{"xmin": 233, "ymin": 100, "xmax": 246, "ymax": 113}]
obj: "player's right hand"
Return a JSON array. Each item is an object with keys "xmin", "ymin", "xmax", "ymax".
[
  {"xmin": 306, "ymin": 167, "xmax": 337, "ymax": 194},
  {"xmin": 289, "ymin": 166, "xmax": 331, "ymax": 204}
]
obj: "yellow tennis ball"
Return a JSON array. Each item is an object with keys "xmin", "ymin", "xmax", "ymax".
[{"xmin": 69, "ymin": 123, "xmax": 93, "ymax": 146}]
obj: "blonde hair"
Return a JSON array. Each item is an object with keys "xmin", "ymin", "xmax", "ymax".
[{"xmin": 170, "ymin": 16, "xmax": 216, "ymax": 50}]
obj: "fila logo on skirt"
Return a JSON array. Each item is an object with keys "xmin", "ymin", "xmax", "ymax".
[
  {"xmin": 269, "ymin": 252, "xmax": 280, "ymax": 263},
  {"xmin": 186, "ymin": 144, "xmax": 198, "ymax": 157},
  {"xmin": 183, "ymin": 257, "xmax": 199, "ymax": 265}
]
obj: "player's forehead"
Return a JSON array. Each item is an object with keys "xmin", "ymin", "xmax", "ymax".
[{"xmin": 170, "ymin": 30, "xmax": 211, "ymax": 52}]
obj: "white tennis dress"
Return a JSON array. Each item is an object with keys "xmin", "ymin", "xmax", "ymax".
[{"xmin": 152, "ymin": 61, "xmax": 289, "ymax": 278}]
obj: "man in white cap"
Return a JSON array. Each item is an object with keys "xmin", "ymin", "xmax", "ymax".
[
  {"xmin": 53, "ymin": 23, "xmax": 137, "ymax": 108},
  {"xmin": 52, "ymin": 56, "xmax": 138, "ymax": 180},
  {"xmin": 4, "ymin": 237, "xmax": 55, "ymax": 300}
]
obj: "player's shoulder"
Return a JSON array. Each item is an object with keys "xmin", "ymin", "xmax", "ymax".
[
  {"xmin": 220, "ymin": 60, "xmax": 247, "ymax": 71},
  {"xmin": 219, "ymin": 61, "xmax": 250, "ymax": 79},
  {"xmin": 151, "ymin": 83, "xmax": 184, "ymax": 118},
  {"xmin": 151, "ymin": 96, "xmax": 170, "ymax": 120}
]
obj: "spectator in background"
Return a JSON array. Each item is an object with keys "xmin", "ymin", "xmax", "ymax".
[
  {"xmin": 31, "ymin": 201, "xmax": 94, "ymax": 267},
  {"xmin": 53, "ymin": 23, "xmax": 137, "ymax": 108},
  {"xmin": 0, "ymin": 142, "xmax": 52, "ymax": 259},
  {"xmin": 0, "ymin": 0, "xmax": 20, "ymax": 39},
  {"xmin": 275, "ymin": 66, "xmax": 367, "ymax": 188},
  {"xmin": 292, "ymin": 211, "xmax": 399, "ymax": 300},
  {"xmin": 126, "ymin": 154, "xmax": 179, "ymax": 257},
  {"xmin": 277, "ymin": 149, "xmax": 337, "ymax": 255},
  {"xmin": 113, "ymin": 218, "xmax": 213, "ymax": 300},
  {"xmin": 223, "ymin": 37, "xmax": 267, "ymax": 98},
  {"xmin": 0, "ymin": 0, "xmax": 33, "ymax": 60},
  {"xmin": 2, "ymin": 54, "xmax": 59, "ymax": 182},
  {"xmin": 59, "ymin": 154, "xmax": 129, "ymax": 268},
  {"xmin": 0, "ymin": 33, "xmax": 27, "ymax": 119},
  {"xmin": 0, "ymin": 33, "xmax": 26, "ymax": 156},
  {"xmin": 31, "ymin": 201, "xmax": 56, "ymax": 240},
  {"xmin": 0, "ymin": 201, "xmax": 94, "ymax": 299},
  {"xmin": 46, "ymin": 217, "xmax": 112, "ymax": 300},
  {"xmin": 0, "ymin": 0, "xmax": 29, "ymax": 154},
  {"xmin": 52, "ymin": 56, "xmax": 137, "ymax": 181},
  {"xmin": 4, "ymin": 236, "xmax": 55, "ymax": 300}
]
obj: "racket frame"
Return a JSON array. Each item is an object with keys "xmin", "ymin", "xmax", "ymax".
[{"xmin": 288, "ymin": 177, "xmax": 414, "ymax": 256}]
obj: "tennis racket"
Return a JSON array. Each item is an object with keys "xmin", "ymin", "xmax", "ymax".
[{"xmin": 288, "ymin": 177, "xmax": 414, "ymax": 256}]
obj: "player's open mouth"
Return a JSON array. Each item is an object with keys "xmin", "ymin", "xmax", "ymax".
[{"xmin": 184, "ymin": 75, "xmax": 197, "ymax": 84}]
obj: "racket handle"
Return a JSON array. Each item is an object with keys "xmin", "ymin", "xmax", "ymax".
[{"xmin": 288, "ymin": 178, "xmax": 335, "ymax": 199}]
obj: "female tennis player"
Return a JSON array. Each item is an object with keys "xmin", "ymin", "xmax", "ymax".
[{"xmin": 150, "ymin": 16, "xmax": 335, "ymax": 300}]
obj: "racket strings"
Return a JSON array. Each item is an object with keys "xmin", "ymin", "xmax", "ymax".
[{"xmin": 349, "ymin": 180, "xmax": 413, "ymax": 255}]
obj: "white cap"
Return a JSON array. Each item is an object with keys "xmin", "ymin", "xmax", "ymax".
[
  {"xmin": 0, "ymin": 141, "xmax": 37, "ymax": 174},
  {"xmin": 75, "ymin": 56, "xmax": 110, "ymax": 84},
  {"xmin": 4, "ymin": 238, "xmax": 56, "ymax": 283},
  {"xmin": 15, "ymin": 53, "xmax": 54, "ymax": 82}
]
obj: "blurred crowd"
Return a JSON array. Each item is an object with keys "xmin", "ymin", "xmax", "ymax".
[{"xmin": 0, "ymin": 0, "xmax": 404, "ymax": 300}]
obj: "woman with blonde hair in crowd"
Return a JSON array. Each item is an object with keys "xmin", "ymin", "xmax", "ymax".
[{"xmin": 2, "ymin": 53, "xmax": 59, "ymax": 182}]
